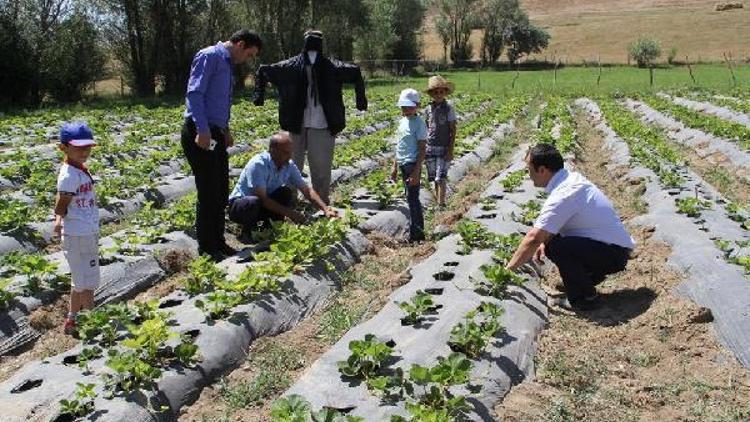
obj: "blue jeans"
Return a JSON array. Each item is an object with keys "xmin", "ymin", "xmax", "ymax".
[{"xmin": 400, "ymin": 162, "xmax": 424, "ymax": 242}]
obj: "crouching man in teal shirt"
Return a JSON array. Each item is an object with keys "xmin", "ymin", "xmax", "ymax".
[{"xmin": 228, "ymin": 131, "xmax": 338, "ymax": 242}]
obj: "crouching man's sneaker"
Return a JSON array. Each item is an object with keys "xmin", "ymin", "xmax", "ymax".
[{"xmin": 548, "ymin": 293, "xmax": 600, "ymax": 312}]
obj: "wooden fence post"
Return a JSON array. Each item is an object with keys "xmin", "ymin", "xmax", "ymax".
[
  {"xmin": 686, "ymin": 55, "xmax": 697, "ymax": 85},
  {"xmin": 649, "ymin": 66, "xmax": 654, "ymax": 88},
  {"xmin": 597, "ymin": 55, "xmax": 602, "ymax": 86},
  {"xmin": 724, "ymin": 52, "xmax": 737, "ymax": 87}
]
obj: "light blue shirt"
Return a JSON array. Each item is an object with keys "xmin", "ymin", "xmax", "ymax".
[
  {"xmin": 534, "ymin": 169, "xmax": 635, "ymax": 249},
  {"xmin": 395, "ymin": 115, "xmax": 427, "ymax": 165},
  {"xmin": 229, "ymin": 152, "xmax": 308, "ymax": 200},
  {"xmin": 184, "ymin": 42, "xmax": 234, "ymax": 133}
]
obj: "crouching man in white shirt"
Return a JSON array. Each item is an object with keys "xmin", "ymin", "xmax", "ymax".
[{"xmin": 505, "ymin": 144, "xmax": 635, "ymax": 311}]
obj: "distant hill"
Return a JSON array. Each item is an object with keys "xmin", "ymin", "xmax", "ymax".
[{"xmin": 421, "ymin": 0, "xmax": 750, "ymax": 64}]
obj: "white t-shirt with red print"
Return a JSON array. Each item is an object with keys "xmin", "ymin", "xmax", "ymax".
[{"xmin": 57, "ymin": 162, "xmax": 99, "ymax": 236}]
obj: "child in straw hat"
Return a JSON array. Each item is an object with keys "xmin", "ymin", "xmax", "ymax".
[{"xmin": 424, "ymin": 75, "xmax": 457, "ymax": 207}]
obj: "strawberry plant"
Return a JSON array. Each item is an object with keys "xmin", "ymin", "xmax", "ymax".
[
  {"xmin": 729, "ymin": 255, "xmax": 750, "ymax": 275},
  {"xmin": 185, "ymin": 255, "xmax": 227, "ymax": 295},
  {"xmin": 513, "ymin": 200, "xmax": 541, "ymax": 226},
  {"xmin": 77, "ymin": 302, "xmax": 137, "ymax": 346},
  {"xmin": 77, "ymin": 346, "xmax": 103, "ymax": 374},
  {"xmin": 397, "ymin": 291, "xmax": 438, "ymax": 326},
  {"xmin": 367, "ymin": 367, "xmax": 414, "ymax": 402},
  {"xmin": 220, "ymin": 255, "xmax": 290, "ymax": 298},
  {"xmin": 195, "ymin": 290, "xmax": 243, "ymax": 320},
  {"xmin": 3, "ymin": 253, "xmax": 68, "ymax": 294},
  {"xmin": 456, "ymin": 220, "xmax": 497, "ymax": 253},
  {"xmin": 270, "ymin": 394, "xmax": 310, "ymax": 421},
  {"xmin": 675, "ymin": 197, "xmax": 712, "ymax": 218},
  {"xmin": 479, "ymin": 198, "xmax": 496, "ymax": 211},
  {"xmin": 363, "ymin": 169, "xmax": 401, "ymax": 209},
  {"xmin": 478, "ymin": 264, "xmax": 525, "ymax": 299},
  {"xmin": 725, "ymin": 201, "xmax": 748, "ymax": 223},
  {"xmin": 174, "ymin": 339, "xmax": 200, "ymax": 367},
  {"xmin": 58, "ymin": 382, "xmax": 97, "ymax": 419},
  {"xmin": 270, "ymin": 394, "xmax": 364, "ymax": 422},
  {"xmin": 448, "ymin": 302, "xmax": 504, "ymax": 358},
  {"xmin": 491, "ymin": 233, "xmax": 523, "ymax": 265},
  {"xmin": 0, "ymin": 278, "xmax": 16, "ymax": 310},
  {"xmin": 338, "ymin": 334, "xmax": 394, "ymax": 383},
  {"xmin": 398, "ymin": 353, "xmax": 474, "ymax": 421},
  {"xmin": 102, "ymin": 349, "xmax": 162, "ymax": 398},
  {"xmin": 500, "ymin": 170, "xmax": 525, "ymax": 193},
  {"xmin": 122, "ymin": 315, "xmax": 176, "ymax": 363}
]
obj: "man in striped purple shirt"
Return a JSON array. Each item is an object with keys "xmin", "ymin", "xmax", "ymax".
[{"xmin": 182, "ymin": 29, "xmax": 262, "ymax": 262}]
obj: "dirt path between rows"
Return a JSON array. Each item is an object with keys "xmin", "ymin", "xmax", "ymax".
[{"xmin": 494, "ymin": 110, "xmax": 750, "ymax": 421}]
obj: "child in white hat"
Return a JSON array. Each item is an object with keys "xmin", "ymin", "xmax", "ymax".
[{"xmin": 391, "ymin": 88, "xmax": 427, "ymax": 242}]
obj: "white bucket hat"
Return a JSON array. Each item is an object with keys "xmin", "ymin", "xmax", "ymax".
[{"xmin": 397, "ymin": 88, "xmax": 420, "ymax": 107}]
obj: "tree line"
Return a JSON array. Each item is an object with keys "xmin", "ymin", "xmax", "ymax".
[{"xmin": 0, "ymin": 0, "xmax": 548, "ymax": 108}]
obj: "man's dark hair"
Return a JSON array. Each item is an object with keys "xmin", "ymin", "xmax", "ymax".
[
  {"xmin": 230, "ymin": 29, "xmax": 262, "ymax": 51},
  {"xmin": 528, "ymin": 143, "xmax": 564, "ymax": 172}
]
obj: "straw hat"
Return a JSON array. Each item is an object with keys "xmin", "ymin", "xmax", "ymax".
[{"xmin": 426, "ymin": 75, "xmax": 454, "ymax": 95}]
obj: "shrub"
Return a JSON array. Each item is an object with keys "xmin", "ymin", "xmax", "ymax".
[
  {"xmin": 629, "ymin": 37, "xmax": 662, "ymax": 68},
  {"xmin": 667, "ymin": 47, "xmax": 678, "ymax": 65}
]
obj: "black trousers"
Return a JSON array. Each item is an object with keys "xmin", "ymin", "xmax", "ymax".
[
  {"xmin": 228, "ymin": 187, "xmax": 293, "ymax": 233},
  {"xmin": 545, "ymin": 236, "xmax": 631, "ymax": 302},
  {"xmin": 181, "ymin": 118, "xmax": 229, "ymax": 253}
]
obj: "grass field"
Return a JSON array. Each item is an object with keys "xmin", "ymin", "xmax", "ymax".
[
  {"xmin": 439, "ymin": 64, "xmax": 750, "ymax": 95},
  {"xmin": 39, "ymin": 64, "xmax": 750, "ymax": 117}
]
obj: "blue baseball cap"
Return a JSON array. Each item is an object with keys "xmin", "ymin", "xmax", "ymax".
[{"xmin": 60, "ymin": 122, "xmax": 96, "ymax": 147}]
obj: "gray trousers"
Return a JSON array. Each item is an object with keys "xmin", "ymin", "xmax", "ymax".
[{"xmin": 291, "ymin": 128, "xmax": 335, "ymax": 204}]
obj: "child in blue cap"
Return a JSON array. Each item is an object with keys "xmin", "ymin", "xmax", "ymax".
[{"xmin": 54, "ymin": 122, "xmax": 100, "ymax": 335}]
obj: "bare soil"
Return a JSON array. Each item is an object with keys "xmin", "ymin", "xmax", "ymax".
[
  {"xmin": 421, "ymin": 0, "xmax": 750, "ymax": 63},
  {"xmin": 495, "ymin": 107, "xmax": 750, "ymax": 422},
  {"xmin": 0, "ymin": 294, "xmax": 77, "ymax": 382}
]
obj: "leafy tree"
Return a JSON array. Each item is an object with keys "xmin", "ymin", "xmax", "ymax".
[
  {"xmin": 476, "ymin": 0, "xmax": 551, "ymax": 65},
  {"xmin": 629, "ymin": 37, "xmax": 662, "ymax": 68},
  {"xmin": 435, "ymin": 14, "xmax": 452, "ymax": 63},
  {"xmin": 0, "ymin": 4, "xmax": 34, "ymax": 107},
  {"xmin": 432, "ymin": 0, "xmax": 478, "ymax": 65},
  {"xmin": 354, "ymin": 0, "xmax": 398, "ymax": 71},
  {"xmin": 354, "ymin": 0, "xmax": 424, "ymax": 72},
  {"xmin": 42, "ymin": 10, "xmax": 106, "ymax": 102},
  {"xmin": 504, "ymin": 23, "xmax": 550, "ymax": 65},
  {"xmin": 312, "ymin": 0, "xmax": 368, "ymax": 61},
  {"xmin": 388, "ymin": 0, "xmax": 425, "ymax": 64}
]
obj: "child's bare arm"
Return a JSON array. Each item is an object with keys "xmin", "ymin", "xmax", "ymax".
[
  {"xmin": 415, "ymin": 140, "xmax": 427, "ymax": 167},
  {"xmin": 53, "ymin": 193, "xmax": 73, "ymax": 237},
  {"xmin": 409, "ymin": 140, "xmax": 426, "ymax": 186},
  {"xmin": 449, "ymin": 121, "xmax": 457, "ymax": 147}
]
